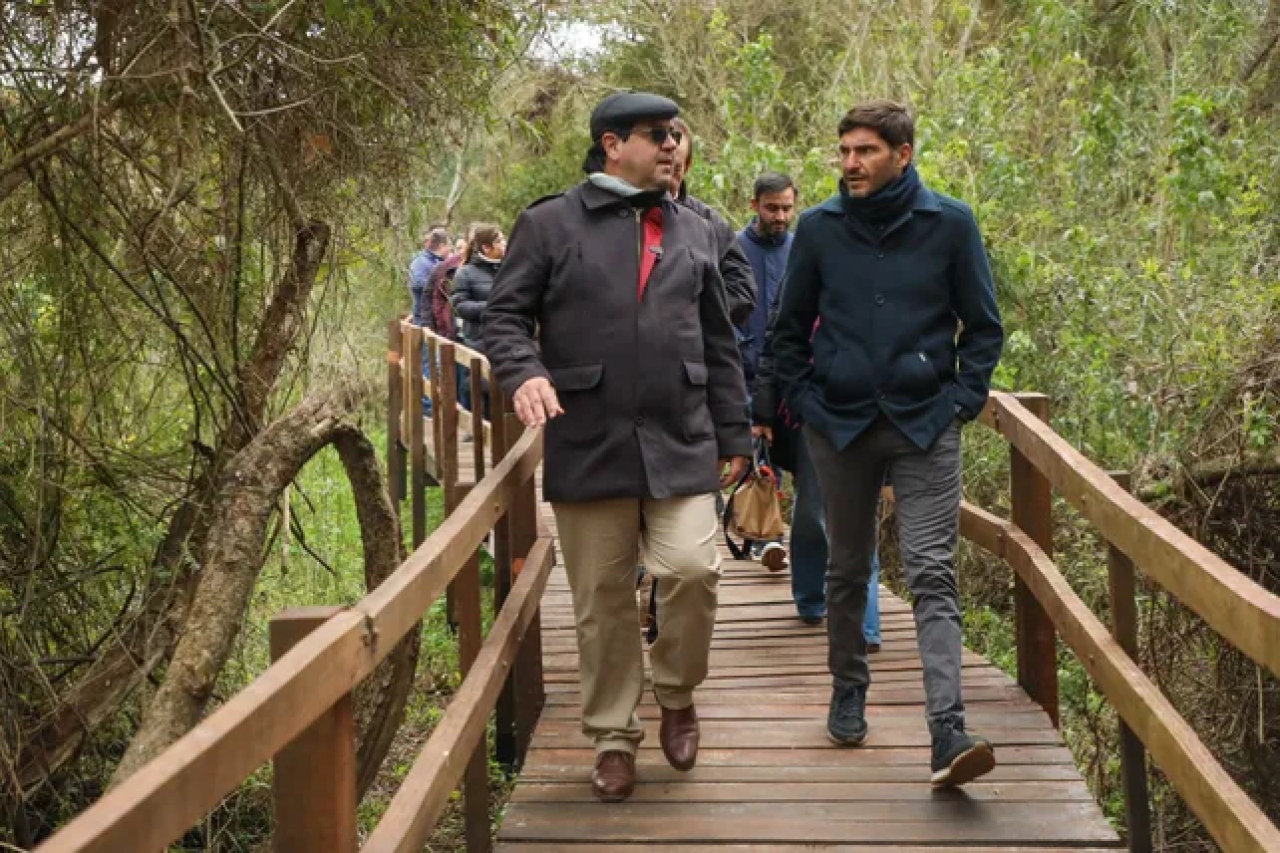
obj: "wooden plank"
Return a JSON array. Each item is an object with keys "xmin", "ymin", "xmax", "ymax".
[
  {"xmin": 540, "ymin": 676, "xmax": 1029, "ymax": 701},
  {"xmin": 961, "ymin": 501, "xmax": 1280, "ymax": 852},
  {"xmin": 498, "ymin": 800, "xmax": 1118, "ymax": 844},
  {"xmin": 982, "ymin": 391, "xmax": 1280, "ymax": 678},
  {"xmin": 517, "ymin": 760, "xmax": 1088, "ymax": 784},
  {"xmin": 498, "ymin": 846, "xmax": 1123, "ymax": 853},
  {"xmin": 362, "ymin": 538, "xmax": 555, "ymax": 853},
  {"xmin": 1009, "ymin": 393, "xmax": 1059, "ymax": 727},
  {"xmin": 520, "ymin": 745, "xmax": 1078, "ymax": 768},
  {"xmin": 510, "ymin": 779, "xmax": 1096, "ymax": 804},
  {"xmin": 38, "ymin": 428, "xmax": 543, "ymax": 853},
  {"xmin": 535, "ymin": 701, "xmax": 1050, "ymax": 722},
  {"xmin": 527, "ymin": 720, "xmax": 1062, "ymax": 749},
  {"xmin": 269, "ymin": 607, "xmax": 357, "ymax": 853}
]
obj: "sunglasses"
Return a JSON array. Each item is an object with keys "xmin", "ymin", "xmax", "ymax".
[{"xmin": 634, "ymin": 126, "xmax": 683, "ymax": 146}]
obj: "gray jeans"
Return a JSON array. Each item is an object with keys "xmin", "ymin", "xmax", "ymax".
[{"xmin": 804, "ymin": 418, "xmax": 964, "ymax": 723}]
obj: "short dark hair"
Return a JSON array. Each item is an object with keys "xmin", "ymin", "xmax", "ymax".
[
  {"xmin": 753, "ymin": 171, "xmax": 795, "ymax": 200},
  {"xmin": 581, "ymin": 126, "xmax": 635, "ymax": 174},
  {"xmin": 837, "ymin": 100, "xmax": 914, "ymax": 148},
  {"xmin": 425, "ymin": 227, "xmax": 451, "ymax": 250}
]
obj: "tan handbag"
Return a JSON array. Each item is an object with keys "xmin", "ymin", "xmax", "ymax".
[{"xmin": 722, "ymin": 439, "xmax": 786, "ymax": 559}]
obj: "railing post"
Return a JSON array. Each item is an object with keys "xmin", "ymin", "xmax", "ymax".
[
  {"xmin": 1107, "ymin": 470, "xmax": 1153, "ymax": 853},
  {"xmin": 471, "ymin": 355, "xmax": 487, "ymax": 481},
  {"xmin": 408, "ymin": 325, "xmax": 427, "ymax": 549},
  {"xmin": 490, "ymin": 395, "xmax": 518, "ymax": 767},
  {"xmin": 387, "ymin": 319, "xmax": 406, "ymax": 506},
  {"xmin": 1009, "ymin": 393, "xmax": 1059, "ymax": 726},
  {"xmin": 504, "ymin": 412, "xmax": 545, "ymax": 765},
  {"xmin": 270, "ymin": 607, "xmax": 356, "ymax": 853},
  {"xmin": 429, "ymin": 336, "xmax": 444, "ymax": 484},
  {"xmin": 439, "ymin": 342, "xmax": 460, "ymax": 631},
  {"xmin": 448, "ymin": 479, "xmax": 491, "ymax": 853}
]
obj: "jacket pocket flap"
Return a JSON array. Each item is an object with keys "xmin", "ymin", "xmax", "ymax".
[
  {"xmin": 683, "ymin": 360, "xmax": 708, "ymax": 385},
  {"xmin": 550, "ymin": 363, "xmax": 604, "ymax": 391}
]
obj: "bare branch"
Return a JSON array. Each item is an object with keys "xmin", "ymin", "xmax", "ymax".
[{"xmin": 0, "ymin": 92, "xmax": 127, "ymax": 203}]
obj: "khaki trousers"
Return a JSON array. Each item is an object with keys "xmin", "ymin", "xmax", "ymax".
[{"xmin": 552, "ymin": 494, "xmax": 720, "ymax": 755}]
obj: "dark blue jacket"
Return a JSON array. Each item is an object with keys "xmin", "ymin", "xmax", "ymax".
[
  {"xmin": 408, "ymin": 249, "xmax": 443, "ymax": 325},
  {"xmin": 736, "ymin": 222, "xmax": 792, "ymax": 389},
  {"xmin": 772, "ymin": 183, "xmax": 1003, "ymax": 451}
]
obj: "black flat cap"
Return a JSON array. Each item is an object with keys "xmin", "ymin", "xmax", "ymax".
[{"xmin": 589, "ymin": 92, "xmax": 679, "ymax": 141}]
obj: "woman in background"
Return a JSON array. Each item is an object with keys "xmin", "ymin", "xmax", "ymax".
[{"xmin": 451, "ymin": 223, "xmax": 505, "ymax": 417}]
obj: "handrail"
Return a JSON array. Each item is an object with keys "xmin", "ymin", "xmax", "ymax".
[
  {"xmin": 968, "ymin": 392, "xmax": 1280, "ymax": 852},
  {"xmin": 961, "ymin": 502, "xmax": 1280, "ymax": 852},
  {"xmin": 39, "ymin": 405, "xmax": 543, "ymax": 852},
  {"xmin": 402, "ymin": 317, "xmax": 491, "ymax": 380},
  {"xmin": 364, "ymin": 536, "xmax": 555, "ymax": 852},
  {"xmin": 980, "ymin": 392, "xmax": 1280, "ymax": 678}
]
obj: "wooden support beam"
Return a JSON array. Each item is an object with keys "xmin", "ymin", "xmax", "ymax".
[
  {"xmin": 270, "ymin": 607, "xmax": 356, "ymax": 853},
  {"xmin": 386, "ymin": 319, "xmax": 406, "ymax": 505},
  {"xmin": 489, "ymin": 393, "xmax": 517, "ymax": 767},
  {"xmin": 450, "ymin": 483, "xmax": 490, "ymax": 853},
  {"xmin": 1107, "ymin": 471, "xmax": 1152, "ymax": 853},
  {"xmin": 1009, "ymin": 393, "xmax": 1059, "ymax": 727},
  {"xmin": 504, "ymin": 413, "xmax": 545, "ymax": 765},
  {"xmin": 408, "ymin": 326, "xmax": 427, "ymax": 549}
]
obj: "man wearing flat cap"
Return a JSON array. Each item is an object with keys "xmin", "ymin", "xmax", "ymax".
[{"xmin": 485, "ymin": 92, "xmax": 751, "ymax": 802}]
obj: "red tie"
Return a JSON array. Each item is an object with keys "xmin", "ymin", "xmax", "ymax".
[{"xmin": 638, "ymin": 206, "xmax": 664, "ymax": 300}]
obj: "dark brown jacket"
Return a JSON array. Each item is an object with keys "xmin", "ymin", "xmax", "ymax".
[{"xmin": 484, "ymin": 180, "xmax": 751, "ymax": 502}]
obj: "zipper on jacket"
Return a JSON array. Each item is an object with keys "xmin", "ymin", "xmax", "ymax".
[{"xmin": 635, "ymin": 208, "xmax": 643, "ymax": 279}]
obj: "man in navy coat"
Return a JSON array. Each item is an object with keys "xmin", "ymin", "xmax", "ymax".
[{"xmin": 772, "ymin": 100, "xmax": 1004, "ymax": 786}]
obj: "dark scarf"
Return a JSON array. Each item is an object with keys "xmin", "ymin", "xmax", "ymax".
[{"xmin": 840, "ymin": 163, "xmax": 921, "ymax": 228}]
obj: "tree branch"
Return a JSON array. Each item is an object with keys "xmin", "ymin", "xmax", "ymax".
[{"xmin": 0, "ymin": 93, "xmax": 127, "ymax": 204}]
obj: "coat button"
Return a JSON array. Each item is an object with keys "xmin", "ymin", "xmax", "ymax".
[
  {"xmin": 875, "ymin": 294, "xmax": 885, "ymax": 306},
  {"xmin": 877, "ymin": 251, "xmax": 886, "ymax": 259},
  {"xmin": 877, "ymin": 390, "xmax": 886, "ymax": 400},
  {"xmin": 635, "ymin": 415, "xmax": 645, "ymax": 427}
]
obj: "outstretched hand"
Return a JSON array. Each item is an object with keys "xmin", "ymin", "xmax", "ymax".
[{"xmin": 513, "ymin": 376, "xmax": 563, "ymax": 428}]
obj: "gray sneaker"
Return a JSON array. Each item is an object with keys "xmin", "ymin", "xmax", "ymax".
[
  {"xmin": 826, "ymin": 685, "xmax": 868, "ymax": 746},
  {"xmin": 929, "ymin": 717, "xmax": 995, "ymax": 786}
]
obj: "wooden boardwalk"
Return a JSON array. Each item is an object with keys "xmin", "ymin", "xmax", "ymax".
[{"xmin": 493, "ymin": 488, "xmax": 1121, "ymax": 851}]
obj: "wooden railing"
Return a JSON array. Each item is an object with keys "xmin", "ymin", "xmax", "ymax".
[
  {"xmin": 35, "ymin": 335, "xmax": 1280, "ymax": 853},
  {"xmin": 965, "ymin": 392, "xmax": 1280, "ymax": 853},
  {"xmin": 39, "ymin": 320, "xmax": 548, "ymax": 852}
]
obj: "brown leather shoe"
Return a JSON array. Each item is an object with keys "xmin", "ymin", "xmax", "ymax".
[
  {"xmin": 591, "ymin": 751, "xmax": 636, "ymax": 802},
  {"xmin": 659, "ymin": 704, "xmax": 700, "ymax": 771}
]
